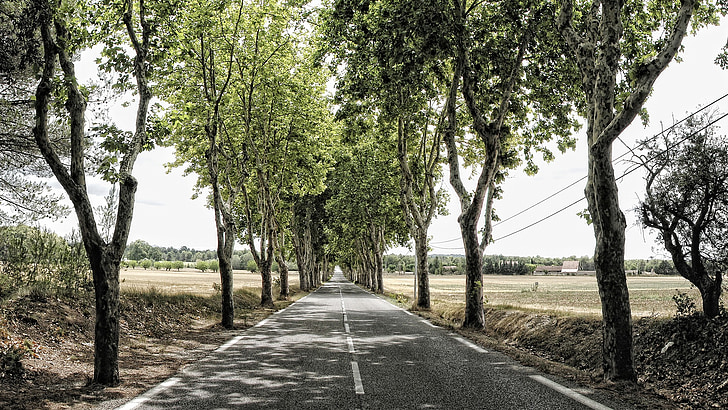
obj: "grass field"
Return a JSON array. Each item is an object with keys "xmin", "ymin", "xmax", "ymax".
[
  {"xmin": 120, "ymin": 268, "xmax": 300, "ymax": 295},
  {"xmin": 119, "ymin": 268, "xmax": 713, "ymax": 317},
  {"xmin": 383, "ymin": 273, "xmax": 709, "ymax": 317}
]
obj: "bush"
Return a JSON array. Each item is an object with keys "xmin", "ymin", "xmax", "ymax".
[
  {"xmin": 0, "ymin": 274, "xmax": 14, "ymax": 300},
  {"xmin": 246, "ymin": 260, "xmax": 258, "ymax": 273},
  {"xmin": 0, "ymin": 336, "xmax": 36, "ymax": 378},
  {"xmin": 195, "ymin": 260, "xmax": 208, "ymax": 272},
  {"xmin": 0, "ymin": 225, "xmax": 90, "ymax": 295},
  {"xmin": 140, "ymin": 259, "xmax": 153, "ymax": 270},
  {"xmin": 172, "ymin": 261, "xmax": 184, "ymax": 271},
  {"xmin": 673, "ymin": 290, "xmax": 696, "ymax": 316},
  {"xmin": 207, "ymin": 259, "xmax": 219, "ymax": 272}
]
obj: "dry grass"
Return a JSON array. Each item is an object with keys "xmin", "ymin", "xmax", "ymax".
[
  {"xmin": 120, "ymin": 268, "xmax": 300, "ymax": 296},
  {"xmin": 384, "ymin": 273, "xmax": 709, "ymax": 318}
]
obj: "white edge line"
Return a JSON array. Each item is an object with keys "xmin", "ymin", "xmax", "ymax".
[
  {"xmin": 351, "ymin": 361, "xmax": 365, "ymax": 395},
  {"xmin": 215, "ymin": 334, "xmax": 245, "ymax": 353},
  {"xmin": 115, "ymin": 377, "xmax": 181, "ymax": 410},
  {"xmin": 529, "ymin": 375, "xmax": 613, "ymax": 410},
  {"xmin": 422, "ymin": 319, "xmax": 438, "ymax": 328},
  {"xmin": 344, "ymin": 323, "xmax": 350, "ymax": 333},
  {"xmin": 347, "ymin": 336, "xmax": 355, "ymax": 353},
  {"xmin": 454, "ymin": 337, "xmax": 488, "ymax": 353}
]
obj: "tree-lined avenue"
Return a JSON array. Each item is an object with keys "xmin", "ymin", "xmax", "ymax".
[{"xmin": 114, "ymin": 270, "xmax": 623, "ymax": 409}]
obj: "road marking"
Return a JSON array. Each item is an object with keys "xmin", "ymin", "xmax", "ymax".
[
  {"xmin": 345, "ymin": 323, "xmax": 350, "ymax": 333},
  {"xmin": 351, "ymin": 361, "xmax": 365, "ymax": 395},
  {"xmin": 529, "ymin": 375, "xmax": 613, "ymax": 410},
  {"xmin": 347, "ymin": 336, "xmax": 356, "ymax": 353},
  {"xmin": 115, "ymin": 377, "xmax": 181, "ymax": 410},
  {"xmin": 454, "ymin": 336, "xmax": 488, "ymax": 353},
  {"xmin": 421, "ymin": 319, "xmax": 438, "ymax": 328},
  {"xmin": 215, "ymin": 335, "xmax": 245, "ymax": 353}
]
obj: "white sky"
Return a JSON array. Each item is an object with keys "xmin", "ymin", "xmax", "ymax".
[{"xmin": 42, "ymin": 22, "xmax": 728, "ymax": 259}]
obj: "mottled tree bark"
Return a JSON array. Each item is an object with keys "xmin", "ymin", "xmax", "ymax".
[
  {"xmin": 33, "ymin": 0, "xmax": 153, "ymax": 386},
  {"xmin": 558, "ymin": 0, "xmax": 696, "ymax": 382}
]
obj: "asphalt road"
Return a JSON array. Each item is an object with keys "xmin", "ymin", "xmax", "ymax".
[{"xmin": 116, "ymin": 270, "xmax": 626, "ymax": 409}]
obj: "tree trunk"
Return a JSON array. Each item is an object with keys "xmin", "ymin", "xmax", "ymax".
[
  {"xmin": 260, "ymin": 258, "xmax": 275, "ymax": 308},
  {"xmin": 461, "ymin": 216, "xmax": 485, "ymax": 328},
  {"xmin": 217, "ymin": 228, "xmax": 235, "ymax": 328},
  {"xmin": 587, "ymin": 145, "xmax": 636, "ymax": 382},
  {"xmin": 90, "ymin": 250, "xmax": 120, "ymax": 386},
  {"xmin": 276, "ymin": 253, "xmax": 289, "ymax": 300},
  {"xmin": 414, "ymin": 230, "xmax": 430, "ymax": 309},
  {"xmin": 698, "ymin": 275, "xmax": 722, "ymax": 318}
]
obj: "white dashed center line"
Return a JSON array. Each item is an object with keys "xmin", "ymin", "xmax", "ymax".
[{"xmin": 339, "ymin": 286, "xmax": 364, "ymax": 395}]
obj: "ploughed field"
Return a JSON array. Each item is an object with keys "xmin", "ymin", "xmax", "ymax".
[{"xmin": 383, "ymin": 273, "xmax": 706, "ymax": 317}]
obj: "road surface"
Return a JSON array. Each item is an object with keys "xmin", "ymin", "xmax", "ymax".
[{"xmin": 116, "ymin": 270, "xmax": 626, "ymax": 409}]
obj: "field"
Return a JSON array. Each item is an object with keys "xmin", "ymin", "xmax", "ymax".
[
  {"xmin": 119, "ymin": 268, "xmax": 708, "ymax": 317},
  {"xmin": 383, "ymin": 273, "xmax": 708, "ymax": 317},
  {"xmin": 120, "ymin": 268, "xmax": 300, "ymax": 295}
]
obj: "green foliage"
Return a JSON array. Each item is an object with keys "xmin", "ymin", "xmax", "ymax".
[
  {"xmin": 673, "ymin": 290, "xmax": 697, "ymax": 317},
  {"xmin": 0, "ymin": 225, "xmax": 91, "ymax": 297},
  {"xmin": 246, "ymin": 260, "xmax": 258, "ymax": 273},
  {"xmin": 207, "ymin": 259, "xmax": 219, "ymax": 273},
  {"xmin": 139, "ymin": 259, "xmax": 153, "ymax": 270},
  {"xmin": 195, "ymin": 260, "xmax": 208, "ymax": 272}
]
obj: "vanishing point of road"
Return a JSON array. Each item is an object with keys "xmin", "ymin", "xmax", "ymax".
[{"xmin": 115, "ymin": 269, "xmax": 627, "ymax": 409}]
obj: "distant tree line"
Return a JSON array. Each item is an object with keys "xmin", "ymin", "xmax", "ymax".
[
  {"xmin": 122, "ymin": 240, "xmax": 296, "ymax": 272},
  {"xmin": 384, "ymin": 253, "xmax": 677, "ymax": 276}
]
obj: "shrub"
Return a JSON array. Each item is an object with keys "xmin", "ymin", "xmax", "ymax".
[
  {"xmin": 172, "ymin": 261, "xmax": 184, "ymax": 271},
  {"xmin": 207, "ymin": 259, "xmax": 219, "ymax": 272},
  {"xmin": 140, "ymin": 259, "xmax": 153, "ymax": 270},
  {"xmin": 673, "ymin": 290, "xmax": 696, "ymax": 316},
  {"xmin": 0, "ymin": 338, "xmax": 36, "ymax": 378},
  {"xmin": 195, "ymin": 260, "xmax": 208, "ymax": 272},
  {"xmin": 246, "ymin": 260, "xmax": 258, "ymax": 273}
]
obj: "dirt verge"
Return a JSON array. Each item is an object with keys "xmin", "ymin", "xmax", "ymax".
[{"xmin": 0, "ymin": 289, "xmax": 293, "ymax": 409}]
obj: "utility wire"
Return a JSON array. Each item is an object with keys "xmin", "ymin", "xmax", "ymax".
[
  {"xmin": 491, "ymin": 108, "xmax": 728, "ymax": 243},
  {"xmin": 428, "ymin": 93, "xmax": 728, "ymax": 247},
  {"xmin": 492, "ymin": 92, "xmax": 728, "ymax": 228}
]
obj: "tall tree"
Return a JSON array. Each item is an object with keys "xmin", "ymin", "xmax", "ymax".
[
  {"xmin": 444, "ymin": 0, "xmax": 579, "ymax": 328},
  {"xmin": 0, "ymin": 0, "xmax": 68, "ymax": 224},
  {"xmin": 31, "ymin": 0, "xmax": 167, "ymax": 385},
  {"xmin": 163, "ymin": 0, "xmax": 244, "ymax": 328},
  {"xmin": 322, "ymin": 0, "xmax": 449, "ymax": 309},
  {"xmin": 326, "ymin": 128, "xmax": 409, "ymax": 293},
  {"xmin": 638, "ymin": 111, "xmax": 727, "ymax": 318},
  {"xmin": 556, "ymin": 0, "xmax": 722, "ymax": 381}
]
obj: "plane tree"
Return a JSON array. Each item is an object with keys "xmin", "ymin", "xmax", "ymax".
[
  {"xmin": 321, "ymin": 0, "xmax": 449, "ymax": 309},
  {"xmin": 442, "ymin": 0, "xmax": 581, "ymax": 328},
  {"xmin": 161, "ymin": 0, "xmax": 246, "ymax": 328},
  {"xmin": 30, "ymin": 0, "xmax": 171, "ymax": 386},
  {"xmin": 326, "ymin": 121, "xmax": 409, "ymax": 293},
  {"xmin": 324, "ymin": 0, "xmax": 580, "ymax": 322},
  {"xmin": 226, "ymin": 1, "xmax": 333, "ymax": 307},
  {"xmin": 556, "ymin": 0, "xmax": 724, "ymax": 381},
  {"xmin": 165, "ymin": 0, "xmax": 334, "ymax": 307}
]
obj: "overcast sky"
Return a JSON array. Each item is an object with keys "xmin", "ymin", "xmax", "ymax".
[{"xmin": 43, "ymin": 21, "xmax": 728, "ymax": 259}]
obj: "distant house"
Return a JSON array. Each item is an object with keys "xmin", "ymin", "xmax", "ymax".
[
  {"xmin": 534, "ymin": 265, "xmax": 562, "ymax": 275},
  {"xmin": 561, "ymin": 260, "xmax": 580, "ymax": 273}
]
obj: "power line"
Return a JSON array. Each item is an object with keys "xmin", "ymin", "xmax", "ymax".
[
  {"xmin": 493, "ymin": 92, "xmax": 728, "ymax": 228},
  {"xmin": 492, "ymin": 107, "xmax": 728, "ymax": 243},
  {"xmin": 427, "ymin": 93, "xmax": 728, "ymax": 248}
]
